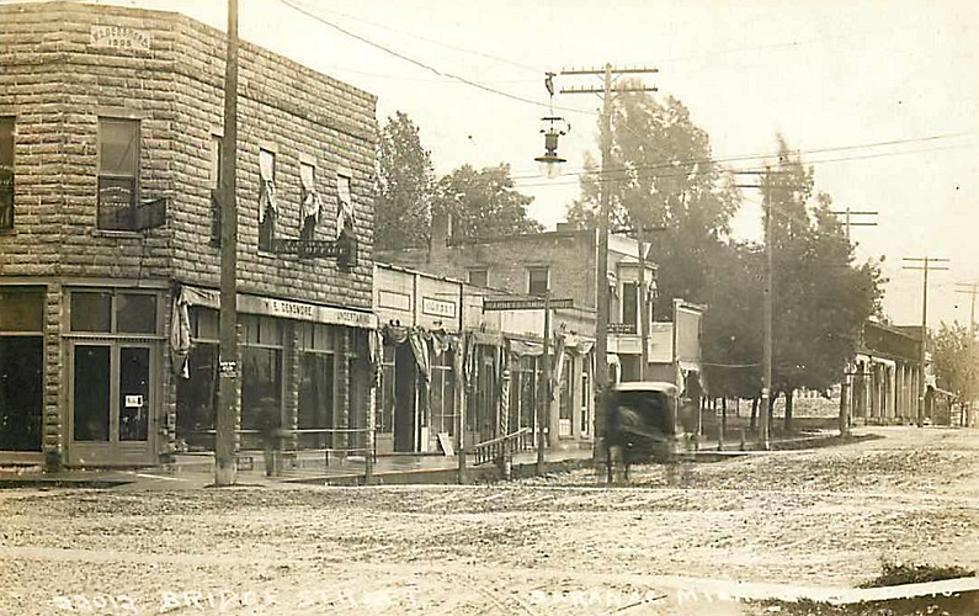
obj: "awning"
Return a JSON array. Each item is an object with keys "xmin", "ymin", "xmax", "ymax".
[{"xmin": 176, "ymin": 284, "xmax": 376, "ymax": 330}]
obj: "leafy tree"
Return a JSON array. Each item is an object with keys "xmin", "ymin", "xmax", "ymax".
[
  {"xmin": 566, "ymin": 87, "xmax": 741, "ymax": 310},
  {"xmin": 762, "ymin": 138, "xmax": 885, "ymax": 430},
  {"xmin": 374, "ymin": 112, "xmax": 435, "ymax": 249},
  {"xmin": 432, "ymin": 163, "xmax": 542, "ymax": 240},
  {"xmin": 932, "ymin": 321, "xmax": 976, "ymax": 402},
  {"xmin": 701, "ymin": 240, "xmax": 764, "ymax": 400}
]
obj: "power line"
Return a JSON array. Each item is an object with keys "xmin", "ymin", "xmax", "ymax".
[
  {"xmin": 284, "ymin": 0, "xmax": 544, "ymax": 75},
  {"xmin": 509, "ymin": 131, "xmax": 975, "ymax": 183},
  {"xmin": 510, "ymin": 136, "xmax": 977, "ymax": 188},
  {"xmin": 275, "ymin": 0, "xmax": 598, "ymax": 116}
]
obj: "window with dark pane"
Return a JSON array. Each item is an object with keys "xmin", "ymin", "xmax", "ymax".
[
  {"xmin": 97, "ymin": 118, "xmax": 139, "ymax": 231},
  {"xmin": 528, "ymin": 267, "xmax": 549, "ymax": 296},
  {"xmin": 70, "ymin": 292, "xmax": 112, "ymax": 332},
  {"xmin": 116, "ymin": 293, "xmax": 157, "ymax": 334},
  {"xmin": 467, "ymin": 269, "xmax": 488, "ymax": 287},
  {"xmin": 118, "ymin": 347, "xmax": 150, "ymax": 441},
  {"xmin": 73, "ymin": 345, "xmax": 110, "ymax": 441},
  {"xmin": 0, "ymin": 117, "xmax": 13, "ymax": 230},
  {"xmin": 0, "ymin": 287, "xmax": 43, "ymax": 332}
]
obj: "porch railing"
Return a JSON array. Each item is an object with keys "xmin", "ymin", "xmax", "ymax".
[{"xmin": 471, "ymin": 427, "xmax": 534, "ymax": 466}]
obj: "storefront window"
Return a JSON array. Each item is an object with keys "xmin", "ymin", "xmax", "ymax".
[
  {"xmin": 377, "ymin": 345, "xmax": 395, "ymax": 434},
  {"xmin": 0, "ymin": 287, "xmax": 44, "ymax": 452},
  {"xmin": 175, "ymin": 344, "xmax": 218, "ymax": 451},
  {"xmin": 430, "ymin": 350, "xmax": 455, "ymax": 436},
  {"xmin": 240, "ymin": 347, "xmax": 282, "ymax": 448},
  {"xmin": 297, "ymin": 353, "xmax": 334, "ymax": 449},
  {"xmin": 0, "ymin": 338, "xmax": 42, "ymax": 451}
]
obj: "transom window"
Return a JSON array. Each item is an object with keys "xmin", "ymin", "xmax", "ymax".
[
  {"xmin": 69, "ymin": 290, "xmax": 158, "ymax": 334},
  {"xmin": 97, "ymin": 118, "xmax": 140, "ymax": 231}
]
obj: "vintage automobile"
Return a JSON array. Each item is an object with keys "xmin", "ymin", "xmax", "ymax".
[{"xmin": 606, "ymin": 381, "xmax": 691, "ymax": 465}]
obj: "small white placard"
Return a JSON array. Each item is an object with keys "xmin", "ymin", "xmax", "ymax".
[{"xmin": 124, "ymin": 394, "xmax": 144, "ymax": 408}]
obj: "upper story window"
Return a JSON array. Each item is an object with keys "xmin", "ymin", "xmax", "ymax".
[
  {"xmin": 622, "ymin": 281, "xmax": 639, "ymax": 327},
  {"xmin": 299, "ymin": 162, "xmax": 321, "ymax": 241},
  {"xmin": 209, "ymin": 134, "xmax": 222, "ymax": 247},
  {"xmin": 527, "ymin": 266, "xmax": 549, "ymax": 296},
  {"xmin": 468, "ymin": 268, "xmax": 488, "ymax": 287},
  {"xmin": 258, "ymin": 148, "xmax": 277, "ymax": 251},
  {"xmin": 97, "ymin": 118, "xmax": 140, "ymax": 231},
  {"xmin": 0, "ymin": 118, "xmax": 13, "ymax": 230}
]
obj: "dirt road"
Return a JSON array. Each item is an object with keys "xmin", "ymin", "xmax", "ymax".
[{"xmin": 1, "ymin": 426, "xmax": 977, "ymax": 615}]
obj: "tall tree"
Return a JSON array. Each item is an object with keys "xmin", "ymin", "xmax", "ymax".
[
  {"xmin": 566, "ymin": 88, "xmax": 741, "ymax": 309},
  {"xmin": 374, "ymin": 111, "xmax": 435, "ymax": 250},
  {"xmin": 433, "ymin": 163, "xmax": 542, "ymax": 240},
  {"xmin": 762, "ymin": 138, "xmax": 885, "ymax": 430}
]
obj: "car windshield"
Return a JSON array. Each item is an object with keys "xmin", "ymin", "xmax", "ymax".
[{"xmin": 612, "ymin": 390, "xmax": 673, "ymax": 435}]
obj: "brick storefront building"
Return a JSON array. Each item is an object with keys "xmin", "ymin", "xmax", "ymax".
[{"xmin": 0, "ymin": 2, "xmax": 377, "ymax": 468}]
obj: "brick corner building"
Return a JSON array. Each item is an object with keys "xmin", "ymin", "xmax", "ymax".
[{"xmin": 0, "ymin": 2, "xmax": 377, "ymax": 468}]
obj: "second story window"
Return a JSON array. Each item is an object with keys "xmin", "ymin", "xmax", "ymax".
[
  {"xmin": 527, "ymin": 266, "xmax": 549, "ymax": 296},
  {"xmin": 209, "ymin": 135, "xmax": 222, "ymax": 247},
  {"xmin": 0, "ymin": 117, "xmax": 13, "ymax": 230},
  {"xmin": 97, "ymin": 118, "xmax": 140, "ymax": 231},
  {"xmin": 299, "ymin": 162, "xmax": 321, "ymax": 241},
  {"xmin": 468, "ymin": 268, "xmax": 488, "ymax": 287},
  {"xmin": 622, "ymin": 281, "xmax": 638, "ymax": 327},
  {"xmin": 258, "ymin": 148, "xmax": 277, "ymax": 251}
]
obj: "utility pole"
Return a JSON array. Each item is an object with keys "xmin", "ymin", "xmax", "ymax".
[
  {"xmin": 561, "ymin": 65, "xmax": 657, "ymax": 478},
  {"xmin": 955, "ymin": 281, "xmax": 979, "ymax": 426},
  {"xmin": 761, "ymin": 180, "xmax": 772, "ymax": 450},
  {"xmin": 902, "ymin": 256, "xmax": 950, "ymax": 426},
  {"xmin": 538, "ymin": 292, "xmax": 551, "ymax": 473},
  {"xmin": 215, "ymin": 0, "xmax": 239, "ymax": 486},
  {"xmin": 830, "ymin": 207, "xmax": 878, "ymax": 241},
  {"xmin": 829, "ymin": 207, "xmax": 877, "ymax": 434}
]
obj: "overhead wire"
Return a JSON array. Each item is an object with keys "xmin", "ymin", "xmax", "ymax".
[{"xmin": 275, "ymin": 0, "xmax": 598, "ymax": 116}]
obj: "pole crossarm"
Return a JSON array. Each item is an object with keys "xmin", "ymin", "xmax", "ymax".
[{"xmin": 561, "ymin": 66, "xmax": 659, "ymax": 75}]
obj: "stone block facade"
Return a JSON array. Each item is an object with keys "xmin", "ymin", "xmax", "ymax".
[{"xmin": 0, "ymin": 2, "xmax": 377, "ymax": 469}]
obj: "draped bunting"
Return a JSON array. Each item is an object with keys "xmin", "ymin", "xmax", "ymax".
[
  {"xmin": 258, "ymin": 151, "xmax": 277, "ymax": 223},
  {"xmin": 169, "ymin": 288, "xmax": 192, "ymax": 379},
  {"xmin": 299, "ymin": 164, "xmax": 322, "ymax": 224},
  {"xmin": 335, "ymin": 173, "xmax": 354, "ymax": 240}
]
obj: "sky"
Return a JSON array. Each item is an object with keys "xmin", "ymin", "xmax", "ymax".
[{"xmin": 12, "ymin": 0, "xmax": 978, "ymax": 329}]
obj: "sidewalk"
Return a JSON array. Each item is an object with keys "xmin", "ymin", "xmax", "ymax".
[{"xmin": 0, "ymin": 429, "xmax": 870, "ymax": 491}]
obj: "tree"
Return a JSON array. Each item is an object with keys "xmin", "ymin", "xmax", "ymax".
[
  {"xmin": 932, "ymin": 321, "xmax": 976, "ymax": 403},
  {"xmin": 374, "ymin": 112, "xmax": 435, "ymax": 250},
  {"xmin": 762, "ymin": 138, "xmax": 885, "ymax": 431},
  {"xmin": 566, "ymin": 88, "xmax": 741, "ymax": 309},
  {"xmin": 432, "ymin": 163, "xmax": 542, "ymax": 240}
]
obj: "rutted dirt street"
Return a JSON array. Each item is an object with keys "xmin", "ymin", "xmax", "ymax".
[{"xmin": 1, "ymin": 426, "xmax": 977, "ymax": 615}]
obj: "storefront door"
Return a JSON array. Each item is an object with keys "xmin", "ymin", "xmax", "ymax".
[{"xmin": 68, "ymin": 341, "xmax": 156, "ymax": 466}]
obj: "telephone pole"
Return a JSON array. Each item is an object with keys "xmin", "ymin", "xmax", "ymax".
[
  {"xmin": 955, "ymin": 281, "xmax": 979, "ymax": 426},
  {"xmin": 561, "ymin": 65, "xmax": 658, "ymax": 479},
  {"xmin": 902, "ymin": 256, "xmax": 950, "ymax": 426},
  {"xmin": 829, "ymin": 207, "xmax": 877, "ymax": 434},
  {"xmin": 830, "ymin": 208, "xmax": 878, "ymax": 241},
  {"xmin": 215, "ymin": 0, "xmax": 240, "ymax": 486}
]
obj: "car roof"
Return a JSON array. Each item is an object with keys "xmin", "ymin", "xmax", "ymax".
[{"xmin": 611, "ymin": 381, "xmax": 678, "ymax": 394}]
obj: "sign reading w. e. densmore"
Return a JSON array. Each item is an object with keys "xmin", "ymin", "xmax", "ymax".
[
  {"xmin": 483, "ymin": 297, "xmax": 575, "ymax": 311},
  {"xmin": 182, "ymin": 286, "xmax": 375, "ymax": 329}
]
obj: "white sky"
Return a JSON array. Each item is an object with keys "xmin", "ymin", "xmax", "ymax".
[{"xmin": 12, "ymin": 0, "xmax": 979, "ymax": 329}]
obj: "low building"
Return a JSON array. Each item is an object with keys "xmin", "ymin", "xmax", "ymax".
[
  {"xmin": 373, "ymin": 263, "xmax": 596, "ymax": 452},
  {"xmin": 0, "ymin": 2, "xmax": 377, "ymax": 468},
  {"xmin": 850, "ymin": 321, "xmax": 924, "ymax": 424}
]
